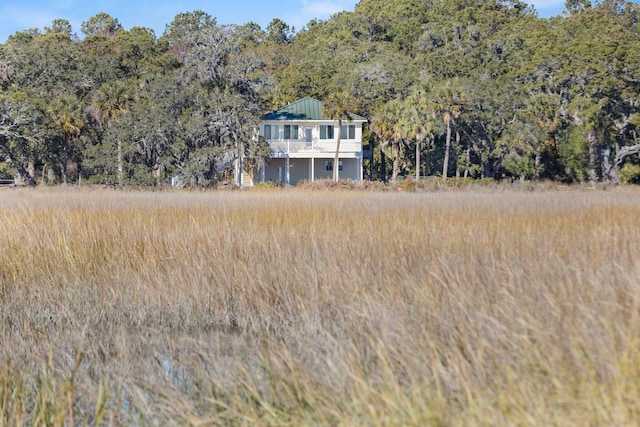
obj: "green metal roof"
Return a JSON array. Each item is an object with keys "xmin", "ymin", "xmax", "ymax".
[{"xmin": 262, "ymin": 97, "xmax": 367, "ymax": 121}]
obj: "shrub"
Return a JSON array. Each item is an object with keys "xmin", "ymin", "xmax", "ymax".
[{"xmin": 619, "ymin": 163, "xmax": 640, "ymax": 184}]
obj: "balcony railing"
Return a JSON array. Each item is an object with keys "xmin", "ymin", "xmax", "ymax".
[{"xmin": 269, "ymin": 139, "xmax": 361, "ymax": 156}]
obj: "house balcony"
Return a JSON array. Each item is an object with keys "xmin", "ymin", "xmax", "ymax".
[{"xmin": 268, "ymin": 139, "xmax": 362, "ymax": 158}]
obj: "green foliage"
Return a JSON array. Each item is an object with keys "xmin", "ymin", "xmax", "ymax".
[
  {"xmin": 557, "ymin": 126, "xmax": 589, "ymax": 182},
  {"xmin": 161, "ymin": 10, "xmax": 216, "ymax": 43},
  {"xmin": 0, "ymin": 162, "xmax": 13, "ymax": 179},
  {"xmin": 44, "ymin": 19, "xmax": 74, "ymax": 37},
  {"xmin": 266, "ymin": 18, "xmax": 294, "ymax": 45},
  {"xmin": 81, "ymin": 12, "xmax": 121, "ymax": 38},
  {"xmin": 618, "ymin": 163, "xmax": 640, "ymax": 184},
  {"xmin": 1, "ymin": 0, "xmax": 640, "ymax": 186}
]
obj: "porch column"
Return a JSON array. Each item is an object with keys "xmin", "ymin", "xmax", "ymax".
[
  {"xmin": 234, "ymin": 157, "xmax": 242, "ymax": 187},
  {"xmin": 310, "ymin": 157, "xmax": 315, "ymax": 182},
  {"xmin": 285, "ymin": 157, "xmax": 290, "ymax": 185}
]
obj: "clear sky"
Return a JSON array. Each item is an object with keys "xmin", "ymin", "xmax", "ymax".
[{"xmin": 0, "ymin": 0, "xmax": 567, "ymax": 44}]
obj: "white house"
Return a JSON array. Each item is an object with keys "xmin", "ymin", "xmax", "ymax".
[{"xmin": 253, "ymin": 97, "xmax": 368, "ymax": 186}]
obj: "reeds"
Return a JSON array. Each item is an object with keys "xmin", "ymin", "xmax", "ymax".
[{"xmin": 1, "ymin": 186, "xmax": 639, "ymax": 425}]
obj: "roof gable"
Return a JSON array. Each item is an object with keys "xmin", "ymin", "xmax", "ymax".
[{"xmin": 262, "ymin": 97, "xmax": 366, "ymax": 121}]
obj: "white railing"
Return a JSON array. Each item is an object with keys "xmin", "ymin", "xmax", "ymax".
[{"xmin": 269, "ymin": 140, "xmax": 361, "ymax": 156}]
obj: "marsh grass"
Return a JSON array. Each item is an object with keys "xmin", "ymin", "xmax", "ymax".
[{"xmin": 1, "ymin": 186, "xmax": 640, "ymax": 425}]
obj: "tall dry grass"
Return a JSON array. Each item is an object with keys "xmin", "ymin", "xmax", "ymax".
[{"xmin": 1, "ymin": 185, "xmax": 640, "ymax": 425}]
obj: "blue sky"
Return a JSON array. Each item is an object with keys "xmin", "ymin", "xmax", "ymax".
[{"xmin": 0, "ymin": 0, "xmax": 567, "ymax": 43}]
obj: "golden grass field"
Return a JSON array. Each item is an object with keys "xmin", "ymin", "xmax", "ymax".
[{"xmin": 1, "ymin": 185, "xmax": 640, "ymax": 426}]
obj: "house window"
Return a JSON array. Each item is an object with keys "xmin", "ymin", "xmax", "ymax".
[
  {"xmin": 341, "ymin": 125, "xmax": 356, "ymax": 139},
  {"xmin": 320, "ymin": 125, "xmax": 334, "ymax": 140},
  {"xmin": 264, "ymin": 124, "xmax": 278, "ymax": 140},
  {"xmin": 284, "ymin": 124, "xmax": 299, "ymax": 140},
  {"xmin": 324, "ymin": 160, "xmax": 343, "ymax": 171}
]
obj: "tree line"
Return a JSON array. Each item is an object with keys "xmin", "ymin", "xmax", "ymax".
[{"xmin": 1, "ymin": 0, "xmax": 639, "ymax": 186}]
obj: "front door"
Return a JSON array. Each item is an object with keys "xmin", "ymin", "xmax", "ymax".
[{"xmin": 305, "ymin": 127, "xmax": 313, "ymax": 143}]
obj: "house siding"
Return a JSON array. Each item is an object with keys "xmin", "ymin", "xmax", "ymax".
[
  {"xmin": 252, "ymin": 98, "xmax": 367, "ymax": 186},
  {"xmin": 262, "ymin": 120, "xmax": 364, "ymax": 151}
]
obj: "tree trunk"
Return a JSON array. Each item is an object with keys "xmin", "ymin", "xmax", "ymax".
[
  {"xmin": 62, "ymin": 137, "xmax": 69, "ymax": 184},
  {"xmin": 587, "ymin": 130, "xmax": 599, "ymax": 183},
  {"xmin": 47, "ymin": 164, "xmax": 55, "ymax": 184},
  {"xmin": 333, "ymin": 118, "xmax": 342, "ymax": 182},
  {"xmin": 157, "ymin": 163, "xmax": 166, "ymax": 187},
  {"xmin": 415, "ymin": 138, "xmax": 420, "ymax": 180},
  {"xmin": 370, "ymin": 149, "xmax": 374, "ymax": 180},
  {"xmin": 534, "ymin": 139, "xmax": 541, "ymax": 181},
  {"xmin": 600, "ymin": 144, "xmax": 619, "ymax": 184},
  {"xmin": 237, "ymin": 139, "xmax": 244, "ymax": 187},
  {"xmin": 13, "ymin": 165, "xmax": 35, "ymax": 186},
  {"xmin": 609, "ymin": 142, "xmax": 640, "ymax": 180},
  {"xmin": 27, "ymin": 159, "xmax": 36, "ymax": 181},
  {"xmin": 117, "ymin": 138, "xmax": 123, "ymax": 186},
  {"xmin": 464, "ymin": 146, "xmax": 470, "ymax": 178},
  {"xmin": 380, "ymin": 143, "xmax": 387, "ymax": 181},
  {"xmin": 455, "ymin": 131, "xmax": 460, "ymax": 178},
  {"xmin": 392, "ymin": 139, "xmax": 400, "ymax": 182},
  {"xmin": 13, "ymin": 170, "xmax": 27, "ymax": 186},
  {"xmin": 425, "ymin": 137, "xmax": 431, "ymax": 176},
  {"xmin": 443, "ymin": 119, "xmax": 451, "ymax": 179}
]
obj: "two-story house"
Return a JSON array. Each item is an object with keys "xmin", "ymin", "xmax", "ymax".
[{"xmin": 253, "ymin": 97, "xmax": 367, "ymax": 186}]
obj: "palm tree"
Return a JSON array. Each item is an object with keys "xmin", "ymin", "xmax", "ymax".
[
  {"xmin": 389, "ymin": 102, "xmax": 405, "ymax": 182},
  {"xmin": 90, "ymin": 81, "xmax": 135, "ymax": 186},
  {"xmin": 431, "ymin": 79, "xmax": 465, "ymax": 180},
  {"xmin": 49, "ymin": 95, "xmax": 83, "ymax": 184},
  {"xmin": 401, "ymin": 91, "xmax": 434, "ymax": 180},
  {"xmin": 372, "ymin": 100, "xmax": 405, "ymax": 182},
  {"xmin": 370, "ymin": 104, "xmax": 393, "ymax": 182},
  {"xmin": 323, "ymin": 91, "xmax": 353, "ymax": 182},
  {"xmin": 526, "ymin": 92, "xmax": 560, "ymax": 180}
]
